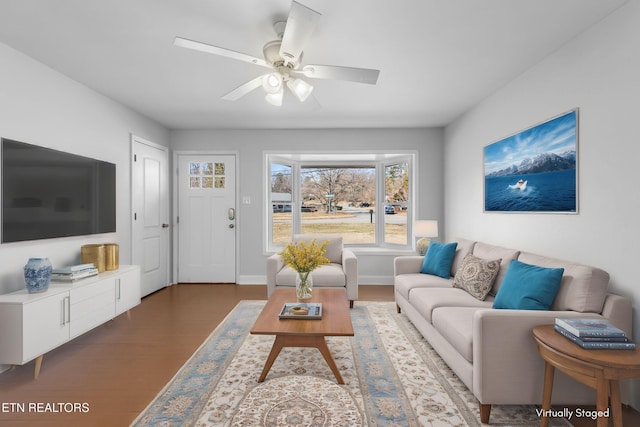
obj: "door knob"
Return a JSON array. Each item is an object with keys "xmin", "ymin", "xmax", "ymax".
[{"xmin": 162, "ymin": 224, "xmax": 169, "ymax": 228}]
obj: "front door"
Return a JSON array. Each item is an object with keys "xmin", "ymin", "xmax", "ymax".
[
  {"xmin": 132, "ymin": 136, "xmax": 170, "ymax": 296},
  {"xmin": 177, "ymin": 154, "xmax": 236, "ymax": 282}
]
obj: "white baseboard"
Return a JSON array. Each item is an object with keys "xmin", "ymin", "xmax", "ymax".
[{"xmin": 237, "ymin": 275, "xmax": 266, "ymax": 285}]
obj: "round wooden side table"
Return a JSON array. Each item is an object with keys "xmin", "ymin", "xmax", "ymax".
[{"xmin": 532, "ymin": 324, "xmax": 640, "ymax": 427}]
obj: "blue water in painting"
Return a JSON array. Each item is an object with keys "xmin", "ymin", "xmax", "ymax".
[{"xmin": 485, "ymin": 169, "xmax": 576, "ymax": 212}]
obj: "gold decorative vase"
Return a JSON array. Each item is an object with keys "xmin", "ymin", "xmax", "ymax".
[
  {"xmin": 81, "ymin": 244, "xmax": 105, "ymax": 273},
  {"xmin": 104, "ymin": 243, "xmax": 119, "ymax": 270}
]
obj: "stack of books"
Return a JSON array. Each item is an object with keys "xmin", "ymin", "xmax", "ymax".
[
  {"xmin": 554, "ymin": 318, "xmax": 635, "ymax": 350},
  {"xmin": 51, "ymin": 263, "xmax": 99, "ymax": 282}
]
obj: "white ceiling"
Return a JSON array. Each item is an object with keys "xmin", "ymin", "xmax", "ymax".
[{"xmin": 0, "ymin": 0, "xmax": 628, "ymax": 130}]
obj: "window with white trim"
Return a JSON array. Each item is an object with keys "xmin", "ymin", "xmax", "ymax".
[{"xmin": 266, "ymin": 152, "xmax": 415, "ymax": 251}]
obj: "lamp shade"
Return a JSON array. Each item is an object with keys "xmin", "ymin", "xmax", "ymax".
[
  {"xmin": 262, "ymin": 73, "xmax": 283, "ymax": 94},
  {"xmin": 265, "ymin": 88, "xmax": 284, "ymax": 106},
  {"xmin": 287, "ymin": 77, "xmax": 314, "ymax": 102},
  {"xmin": 414, "ymin": 220, "xmax": 438, "ymax": 238},
  {"xmin": 414, "ymin": 220, "xmax": 438, "ymax": 255}
]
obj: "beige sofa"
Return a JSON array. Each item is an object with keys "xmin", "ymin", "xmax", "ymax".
[
  {"xmin": 267, "ymin": 234, "xmax": 358, "ymax": 307},
  {"xmin": 394, "ymin": 238, "xmax": 633, "ymax": 424}
]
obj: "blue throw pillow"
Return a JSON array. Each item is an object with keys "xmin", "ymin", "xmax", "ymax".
[
  {"xmin": 420, "ymin": 242, "xmax": 458, "ymax": 279},
  {"xmin": 493, "ymin": 260, "xmax": 564, "ymax": 310}
]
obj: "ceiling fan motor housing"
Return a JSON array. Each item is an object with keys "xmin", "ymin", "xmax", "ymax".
[{"xmin": 263, "ymin": 39, "xmax": 302, "ymax": 70}]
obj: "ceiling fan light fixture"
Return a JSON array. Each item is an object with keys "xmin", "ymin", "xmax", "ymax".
[
  {"xmin": 262, "ymin": 73, "xmax": 283, "ymax": 94},
  {"xmin": 287, "ymin": 77, "xmax": 314, "ymax": 102},
  {"xmin": 265, "ymin": 88, "xmax": 284, "ymax": 106},
  {"xmin": 174, "ymin": 1, "xmax": 380, "ymax": 107}
]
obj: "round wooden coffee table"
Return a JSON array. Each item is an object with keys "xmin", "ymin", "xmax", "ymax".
[{"xmin": 532, "ymin": 324, "xmax": 640, "ymax": 427}]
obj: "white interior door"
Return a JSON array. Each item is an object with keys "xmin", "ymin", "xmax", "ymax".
[
  {"xmin": 132, "ymin": 136, "xmax": 170, "ymax": 296},
  {"xmin": 177, "ymin": 154, "xmax": 236, "ymax": 283}
]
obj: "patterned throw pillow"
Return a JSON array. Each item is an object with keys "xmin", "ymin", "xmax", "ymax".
[{"xmin": 453, "ymin": 254, "xmax": 501, "ymax": 300}]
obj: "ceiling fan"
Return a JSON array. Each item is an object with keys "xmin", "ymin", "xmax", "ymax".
[{"xmin": 174, "ymin": 1, "xmax": 380, "ymax": 106}]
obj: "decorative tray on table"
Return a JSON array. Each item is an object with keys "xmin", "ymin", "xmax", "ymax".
[{"xmin": 279, "ymin": 303, "xmax": 323, "ymax": 320}]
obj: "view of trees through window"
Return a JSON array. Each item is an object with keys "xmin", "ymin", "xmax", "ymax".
[
  {"xmin": 299, "ymin": 166, "xmax": 377, "ymax": 244},
  {"xmin": 269, "ymin": 157, "xmax": 411, "ymax": 248},
  {"xmin": 384, "ymin": 162, "xmax": 409, "ymax": 245}
]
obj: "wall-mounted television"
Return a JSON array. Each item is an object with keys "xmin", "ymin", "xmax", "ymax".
[{"xmin": 1, "ymin": 138, "xmax": 116, "ymax": 243}]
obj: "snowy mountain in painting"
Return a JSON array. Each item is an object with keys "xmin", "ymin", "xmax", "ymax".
[{"xmin": 486, "ymin": 150, "xmax": 575, "ymax": 178}]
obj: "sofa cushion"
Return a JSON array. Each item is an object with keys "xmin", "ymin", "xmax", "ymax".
[
  {"xmin": 452, "ymin": 254, "xmax": 501, "ymax": 300},
  {"xmin": 421, "ymin": 241, "xmax": 458, "ymax": 278},
  {"xmin": 410, "ymin": 287, "xmax": 493, "ymax": 323},
  {"xmin": 293, "ymin": 234, "xmax": 342, "ymax": 264},
  {"xmin": 432, "ymin": 307, "xmax": 482, "ymax": 363},
  {"xmin": 276, "ymin": 263, "xmax": 346, "ymax": 287},
  {"xmin": 450, "ymin": 238, "xmax": 477, "ymax": 276},
  {"xmin": 472, "ymin": 242, "xmax": 520, "ymax": 295},
  {"xmin": 394, "ymin": 273, "xmax": 453, "ymax": 301},
  {"xmin": 493, "ymin": 260, "xmax": 564, "ymax": 310},
  {"xmin": 518, "ymin": 252, "xmax": 609, "ymax": 313}
]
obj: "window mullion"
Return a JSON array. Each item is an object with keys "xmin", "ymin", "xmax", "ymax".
[
  {"xmin": 292, "ymin": 162, "xmax": 301, "ymax": 234},
  {"xmin": 374, "ymin": 165, "xmax": 384, "ymax": 246}
]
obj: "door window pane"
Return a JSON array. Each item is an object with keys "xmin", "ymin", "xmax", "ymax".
[{"xmin": 189, "ymin": 161, "xmax": 224, "ymax": 190}]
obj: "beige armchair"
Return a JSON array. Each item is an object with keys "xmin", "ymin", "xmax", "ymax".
[{"xmin": 266, "ymin": 234, "xmax": 358, "ymax": 308}]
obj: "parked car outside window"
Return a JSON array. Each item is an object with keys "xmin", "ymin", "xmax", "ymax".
[{"xmin": 273, "ymin": 204, "xmax": 292, "ymax": 213}]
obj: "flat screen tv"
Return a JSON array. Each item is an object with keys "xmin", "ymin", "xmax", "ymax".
[{"xmin": 2, "ymin": 138, "xmax": 116, "ymax": 243}]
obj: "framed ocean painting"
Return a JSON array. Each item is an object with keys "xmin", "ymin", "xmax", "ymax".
[{"xmin": 483, "ymin": 109, "xmax": 578, "ymax": 213}]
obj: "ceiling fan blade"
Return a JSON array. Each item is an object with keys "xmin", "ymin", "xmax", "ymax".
[
  {"xmin": 174, "ymin": 36, "xmax": 272, "ymax": 69},
  {"xmin": 296, "ymin": 64, "xmax": 380, "ymax": 85},
  {"xmin": 221, "ymin": 75, "xmax": 265, "ymax": 101},
  {"xmin": 279, "ymin": 1, "xmax": 321, "ymax": 66}
]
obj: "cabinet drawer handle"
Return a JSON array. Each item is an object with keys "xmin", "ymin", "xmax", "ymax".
[
  {"xmin": 61, "ymin": 296, "xmax": 70, "ymax": 325},
  {"xmin": 65, "ymin": 296, "xmax": 70, "ymax": 325}
]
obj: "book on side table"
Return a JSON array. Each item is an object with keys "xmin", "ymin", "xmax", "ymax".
[{"xmin": 554, "ymin": 318, "xmax": 635, "ymax": 350}]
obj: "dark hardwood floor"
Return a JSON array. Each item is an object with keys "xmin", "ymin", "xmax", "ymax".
[{"xmin": 0, "ymin": 283, "xmax": 636, "ymax": 426}]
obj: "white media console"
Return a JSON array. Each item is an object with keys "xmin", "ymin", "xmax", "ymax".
[{"xmin": 0, "ymin": 265, "xmax": 141, "ymax": 378}]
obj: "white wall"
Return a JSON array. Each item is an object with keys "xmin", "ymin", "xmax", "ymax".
[
  {"xmin": 0, "ymin": 42, "xmax": 169, "ymax": 295},
  {"xmin": 444, "ymin": 1, "xmax": 640, "ymax": 408},
  {"xmin": 171, "ymin": 127, "xmax": 445, "ymax": 284}
]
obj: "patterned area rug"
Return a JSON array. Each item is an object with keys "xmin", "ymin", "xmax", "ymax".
[
  {"xmin": 131, "ymin": 301, "xmax": 568, "ymax": 426},
  {"xmin": 232, "ymin": 375, "xmax": 363, "ymax": 426}
]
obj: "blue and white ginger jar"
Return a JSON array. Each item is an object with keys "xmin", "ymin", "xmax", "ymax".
[{"xmin": 24, "ymin": 258, "xmax": 53, "ymax": 294}]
